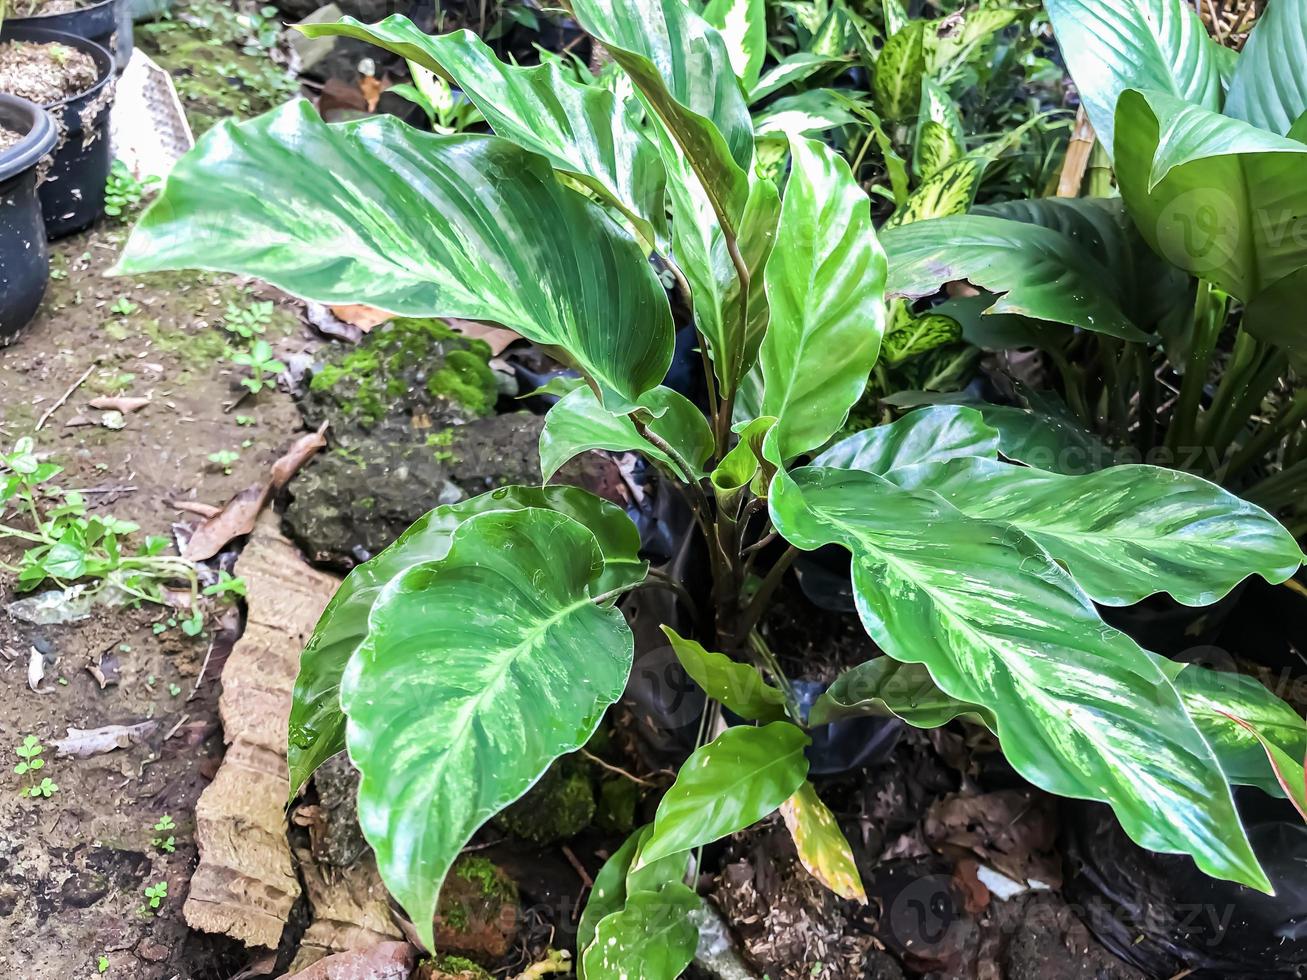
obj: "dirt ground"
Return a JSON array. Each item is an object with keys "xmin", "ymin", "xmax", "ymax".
[{"xmin": 0, "ymin": 218, "xmax": 317, "ymax": 979}]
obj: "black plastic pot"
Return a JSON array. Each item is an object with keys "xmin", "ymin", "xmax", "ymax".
[
  {"xmin": 0, "ymin": 95, "xmax": 58, "ymax": 340},
  {"xmin": 1, "ymin": 28, "xmax": 115, "ymax": 239},
  {"xmin": 3, "ymin": 0, "xmax": 131, "ymax": 74}
]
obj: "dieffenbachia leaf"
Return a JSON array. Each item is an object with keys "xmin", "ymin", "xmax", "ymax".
[
  {"xmin": 780, "ymin": 781, "xmax": 867, "ymax": 902},
  {"xmin": 341, "ymin": 508, "xmax": 635, "ymax": 948},
  {"xmin": 881, "ymin": 213, "xmax": 1149, "ymax": 340},
  {"xmin": 750, "ymin": 52, "xmax": 850, "ymax": 103},
  {"xmin": 569, "ymin": 0, "xmax": 753, "ymax": 232},
  {"xmin": 768, "ymin": 466, "xmax": 1269, "ymax": 893},
  {"xmin": 661, "ymin": 626, "xmax": 789, "ymax": 723},
  {"xmin": 287, "ymin": 485, "xmax": 644, "ymax": 796},
  {"xmin": 636, "ymin": 722, "xmax": 810, "ymax": 866},
  {"xmin": 1044, "ymin": 0, "xmax": 1224, "ymax": 157},
  {"xmin": 882, "ymin": 310, "xmax": 962, "ymax": 363},
  {"xmin": 297, "ymin": 18, "xmax": 669, "ymax": 248},
  {"xmin": 914, "ymin": 76, "xmax": 965, "ymax": 178},
  {"xmin": 814, "ymin": 405, "xmax": 999, "ymax": 475},
  {"xmin": 872, "ymin": 22, "xmax": 925, "ymax": 121},
  {"xmin": 581, "ymin": 883, "xmax": 700, "ymax": 980},
  {"xmin": 810, "ymin": 655, "xmax": 994, "ymax": 728},
  {"xmin": 926, "ymin": 7, "xmax": 1019, "ymax": 74},
  {"xmin": 703, "ymin": 0, "xmax": 766, "ymax": 91},
  {"xmin": 1223, "ymin": 0, "xmax": 1307, "ymax": 137},
  {"xmin": 759, "ymin": 135, "xmax": 886, "ymax": 460},
  {"xmin": 115, "ymin": 102, "xmax": 673, "ymax": 413},
  {"xmin": 1171, "ymin": 663, "xmax": 1307, "ymax": 801},
  {"xmin": 539, "ymin": 384, "xmax": 714, "ymax": 481},
  {"xmin": 883, "ymin": 156, "xmax": 984, "ymax": 227},
  {"xmin": 886, "ymin": 456, "xmax": 1304, "ymax": 607},
  {"xmin": 752, "ymin": 89, "xmax": 861, "ymax": 138},
  {"xmin": 1114, "ymin": 89, "xmax": 1307, "ymax": 301}
]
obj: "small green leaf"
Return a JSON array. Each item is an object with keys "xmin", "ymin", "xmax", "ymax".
[
  {"xmin": 581, "ymin": 883, "xmax": 700, "ymax": 980},
  {"xmin": 703, "ymin": 0, "xmax": 766, "ymax": 90},
  {"xmin": 813, "ymin": 405, "xmax": 999, "ymax": 475},
  {"xmin": 637, "ymin": 722, "xmax": 810, "ymax": 867},
  {"xmin": 710, "ymin": 416, "xmax": 776, "ymax": 494},
  {"xmin": 810, "ymin": 656, "xmax": 993, "ymax": 728},
  {"xmin": 661, "ymin": 627, "xmax": 788, "ymax": 723}
]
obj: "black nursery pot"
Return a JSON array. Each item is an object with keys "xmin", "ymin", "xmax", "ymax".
[
  {"xmin": 3, "ymin": 0, "xmax": 132, "ymax": 74},
  {"xmin": 0, "ymin": 95, "xmax": 58, "ymax": 340},
  {"xmin": 2, "ymin": 28, "xmax": 116, "ymax": 240}
]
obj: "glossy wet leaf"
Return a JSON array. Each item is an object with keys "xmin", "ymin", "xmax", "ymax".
[
  {"xmin": 115, "ymin": 101, "xmax": 672, "ymax": 412},
  {"xmin": 961, "ymin": 401, "xmax": 1120, "ymax": 475},
  {"xmin": 297, "ymin": 18, "xmax": 669, "ymax": 247},
  {"xmin": 1223, "ymin": 0, "xmax": 1307, "ymax": 136},
  {"xmin": 1172, "ymin": 663, "xmax": 1307, "ymax": 801},
  {"xmin": 662, "ymin": 627, "xmax": 788, "ymax": 723},
  {"xmin": 810, "ymin": 655, "xmax": 993, "ymax": 728},
  {"xmin": 760, "ymin": 135, "xmax": 886, "ymax": 460},
  {"xmin": 780, "ymin": 781, "xmax": 866, "ymax": 901},
  {"xmin": 703, "ymin": 0, "xmax": 766, "ymax": 90},
  {"xmin": 287, "ymin": 485, "xmax": 644, "ymax": 796},
  {"xmin": 1114, "ymin": 89, "xmax": 1307, "ymax": 301},
  {"xmin": 768, "ymin": 466, "xmax": 1268, "ymax": 893},
  {"xmin": 539, "ymin": 384, "xmax": 714, "ymax": 481},
  {"xmin": 881, "ymin": 214, "xmax": 1148, "ymax": 340},
  {"xmin": 750, "ymin": 52, "xmax": 849, "ymax": 102},
  {"xmin": 753, "ymin": 89, "xmax": 861, "ymax": 138},
  {"xmin": 636, "ymin": 722, "xmax": 810, "ymax": 866},
  {"xmin": 883, "ymin": 157, "xmax": 983, "ymax": 227},
  {"xmin": 813, "ymin": 405, "xmax": 999, "ymax": 475},
  {"xmin": 569, "ymin": 0, "xmax": 752, "ymax": 232},
  {"xmin": 581, "ymin": 883, "xmax": 700, "ymax": 980},
  {"xmin": 887, "ymin": 456, "xmax": 1303, "ymax": 606},
  {"xmin": 1044, "ymin": 0, "xmax": 1223, "ymax": 156},
  {"xmin": 341, "ymin": 508, "xmax": 634, "ymax": 948}
]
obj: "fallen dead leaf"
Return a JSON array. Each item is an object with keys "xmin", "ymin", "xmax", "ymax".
[
  {"xmin": 924, "ymin": 790, "xmax": 1061, "ymax": 889},
  {"xmin": 27, "ymin": 647, "xmax": 45, "ymax": 691},
  {"xmin": 359, "ymin": 75, "xmax": 387, "ymax": 113},
  {"xmin": 446, "ymin": 317, "xmax": 523, "ymax": 356},
  {"xmin": 331, "ymin": 304, "xmax": 392, "ymax": 331},
  {"xmin": 54, "ymin": 721, "xmax": 158, "ymax": 758},
  {"xmin": 184, "ymin": 425, "xmax": 327, "ymax": 561},
  {"xmin": 172, "ymin": 500, "xmax": 224, "ymax": 519},
  {"xmin": 88, "ymin": 396, "xmax": 151, "ymax": 413},
  {"xmin": 284, "ymin": 942, "xmax": 413, "ymax": 980}
]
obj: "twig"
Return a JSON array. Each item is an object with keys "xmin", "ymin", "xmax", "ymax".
[
  {"xmin": 164, "ymin": 713, "xmax": 190, "ymax": 740},
  {"xmin": 70, "ymin": 485, "xmax": 138, "ymax": 495},
  {"xmin": 188, "ymin": 637, "xmax": 216, "ymax": 702},
  {"xmin": 580, "ymin": 748, "xmax": 656, "ymax": 787},
  {"xmin": 560, "ymin": 843, "xmax": 594, "ymax": 890},
  {"xmin": 35, "ymin": 365, "xmax": 95, "ymax": 431}
]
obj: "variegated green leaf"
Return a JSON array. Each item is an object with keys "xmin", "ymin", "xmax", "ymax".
[
  {"xmin": 753, "ymin": 89, "xmax": 861, "ymax": 137},
  {"xmin": 114, "ymin": 102, "xmax": 672, "ymax": 413},
  {"xmin": 582, "ymin": 883, "xmax": 700, "ymax": 980},
  {"xmin": 1225, "ymin": 0, "xmax": 1307, "ymax": 136},
  {"xmin": 750, "ymin": 51, "xmax": 850, "ymax": 103},
  {"xmin": 539, "ymin": 384, "xmax": 714, "ymax": 481},
  {"xmin": 297, "ymin": 18, "xmax": 669, "ymax": 248},
  {"xmin": 768, "ymin": 466, "xmax": 1269, "ymax": 894},
  {"xmin": 703, "ymin": 0, "xmax": 766, "ymax": 90},
  {"xmin": 343, "ymin": 508, "xmax": 635, "ymax": 949},
  {"xmin": 872, "ymin": 22, "xmax": 925, "ymax": 121},
  {"xmin": 760, "ymin": 135, "xmax": 887, "ymax": 459},
  {"xmin": 926, "ymin": 7, "xmax": 1019, "ymax": 74},
  {"xmin": 886, "ymin": 456, "xmax": 1304, "ymax": 606},
  {"xmin": 287, "ymin": 485, "xmax": 645, "ymax": 797},
  {"xmin": 913, "ymin": 77, "xmax": 964, "ymax": 177},
  {"xmin": 882, "ymin": 312, "xmax": 961, "ymax": 364},
  {"xmin": 884, "ymin": 156, "xmax": 983, "ymax": 227},
  {"xmin": 1044, "ymin": 0, "xmax": 1224, "ymax": 156}
]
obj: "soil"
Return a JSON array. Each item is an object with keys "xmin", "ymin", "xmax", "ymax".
[
  {"xmin": 0, "ymin": 40, "xmax": 98, "ymax": 107},
  {"xmin": 6, "ymin": 0, "xmax": 85, "ymax": 15},
  {"xmin": 0, "ymin": 125, "xmax": 22, "ymax": 153}
]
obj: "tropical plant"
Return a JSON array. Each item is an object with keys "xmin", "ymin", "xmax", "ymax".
[
  {"xmin": 116, "ymin": 1, "xmax": 1306, "ymax": 973},
  {"xmin": 873, "ymin": 0, "xmax": 1307, "ymax": 535}
]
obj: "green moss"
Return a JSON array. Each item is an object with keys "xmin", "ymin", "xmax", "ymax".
[
  {"xmin": 427, "ymin": 349, "xmax": 497, "ymax": 416},
  {"xmin": 432, "ymin": 954, "xmax": 493, "ymax": 979},
  {"xmin": 441, "ymin": 900, "xmax": 470, "ymax": 932},
  {"xmin": 454, "ymin": 856, "xmax": 516, "ymax": 901},
  {"xmin": 426, "ymin": 429, "xmax": 459, "ymax": 463},
  {"xmin": 495, "ymin": 758, "xmax": 594, "ymax": 844},
  {"xmin": 596, "ymin": 777, "xmax": 638, "ymax": 834}
]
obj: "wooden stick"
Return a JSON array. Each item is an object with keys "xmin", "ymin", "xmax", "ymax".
[
  {"xmin": 35, "ymin": 365, "xmax": 95, "ymax": 431},
  {"xmin": 1056, "ymin": 107, "xmax": 1097, "ymax": 198}
]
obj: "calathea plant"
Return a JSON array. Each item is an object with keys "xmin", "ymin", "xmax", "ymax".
[
  {"xmin": 875, "ymin": 0, "xmax": 1307, "ymax": 534},
  {"xmin": 116, "ymin": 0, "xmax": 1306, "ymax": 972}
]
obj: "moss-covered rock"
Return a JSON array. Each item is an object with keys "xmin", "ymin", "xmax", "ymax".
[
  {"xmin": 433, "ymin": 856, "xmax": 519, "ymax": 962},
  {"xmin": 416, "ymin": 954, "xmax": 494, "ymax": 980},
  {"xmin": 495, "ymin": 756, "xmax": 595, "ymax": 845}
]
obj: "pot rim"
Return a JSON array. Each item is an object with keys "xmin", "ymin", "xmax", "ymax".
[
  {"xmin": 0, "ymin": 26, "xmax": 115, "ymax": 109},
  {"xmin": 0, "ymin": 93, "xmax": 58, "ymax": 184},
  {"xmin": 1, "ymin": 0, "xmax": 118, "ymax": 20}
]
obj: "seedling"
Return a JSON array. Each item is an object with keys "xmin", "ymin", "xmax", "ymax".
[
  {"xmin": 13, "ymin": 735, "xmax": 48, "ymax": 797},
  {"xmin": 206, "ymin": 449, "xmax": 239, "ymax": 474},
  {"xmin": 97, "ymin": 955, "xmax": 109, "ymax": 973},
  {"xmin": 104, "ymin": 160, "xmax": 159, "ymax": 220},
  {"xmin": 108, "ymin": 296, "xmax": 138, "ymax": 316},
  {"xmin": 152, "ymin": 814, "xmax": 176, "ymax": 852},
  {"xmin": 143, "ymin": 881, "xmax": 168, "ymax": 911},
  {"xmin": 229, "ymin": 340, "xmax": 285, "ymax": 394},
  {"xmin": 235, "ymin": 415, "xmax": 256, "ymax": 426},
  {"xmin": 203, "ymin": 570, "xmax": 247, "ymax": 599},
  {"xmin": 222, "ymin": 300, "xmax": 274, "ymax": 339}
]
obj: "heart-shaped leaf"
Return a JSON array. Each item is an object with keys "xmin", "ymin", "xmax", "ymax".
[
  {"xmin": 114, "ymin": 101, "xmax": 672, "ymax": 412},
  {"xmin": 340, "ymin": 508, "xmax": 635, "ymax": 947}
]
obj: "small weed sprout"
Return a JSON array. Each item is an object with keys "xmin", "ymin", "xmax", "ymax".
[
  {"xmin": 143, "ymin": 881, "xmax": 168, "ymax": 912},
  {"xmin": 108, "ymin": 296, "xmax": 138, "ymax": 316},
  {"xmin": 207, "ymin": 449, "xmax": 240, "ymax": 474},
  {"xmin": 229, "ymin": 339, "xmax": 285, "ymax": 394},
  {"xmin": 13, "ymin": 735, "xmax": 57, "ymax": 799},
  {"xmin": 152, "ymin": 814, "xmax": 177, "ymax": 852},
  {"xmin": 222, "ymin": 300, "xmax": 274, "ymax": 339},
  {"xmin": 104, "ymin": 160, "xmax": 160, "ymax": 220},
  {"xmin": 203, "ymin": 570, "xmax": 247, "ymax": 599}
]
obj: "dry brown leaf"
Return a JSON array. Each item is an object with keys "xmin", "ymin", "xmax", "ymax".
[
  {"xmin": 359, "ymin": 75, "xmax": 387, "ymax": 113},
  {"xmin": 446, "ymin": 317, "xmax": 523, "ymax": 356},
  {"xmin": 54, "ymin": 721, "xmax": 158, "ymax": 758},
  {"xmin": 271, "ymin": 423, "xmax": 329, "ymax": 488},
  {"xmin": 172, "ymin": 500, "xmax": 224, "ymax": 519},
  {"xmin": 330, "ymin": 304, "xmax": 392, "ymax": 331},
  {"xmin": 88, "ymin": 395, "xmax": 151, "ymax": 413},
  {"xmin": 924, "ymin": 790, "xmax": 1061, "ymax": 888},
  {"xmin": 283, "ymin": 941, "xmax": 413, "ymax": 980}
]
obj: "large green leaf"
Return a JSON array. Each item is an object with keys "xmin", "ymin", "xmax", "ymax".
[
  {"xmin": 768, "ymin": 466, "xmax": 1268, "ymax": 892},
  {"xmin": 636, "ymin": 722, "xmax": 810, "ymax": 866},
  {"xmin": 752, "ymin": 89, "xmax": 861, "ymax": 138},
  {"xmin": 341, "ymin": 508, "xmax": 635, "ymax": 947},
  {"xmin": 1244, "ymin": 267, "xmax": 1307, "ymax": 371},
  {"xmin": 1172, "ymin": 663, "xmax": 1307, "ymax": 799},
  {"xmin": 115, "ymin": 101, "xmax": 672, "ymax": 413},
  {"xmin": 963, "ymin": 400, "xmax": 1120, "ymax": 474},
  {"xmin": 887, "ymin": 456, "xmax": 1304, "ymax": 606},
  {"xmin": 298, "ymin": 18, "xmax": 669, "ymax": 248},
  {"xmin": 1114, "ymin": 89, "xmax": 1307, "ymax": 300},
  {"xmin": 703, "ymin": 0, "xmax": 767, "ymax": 90},
  {"xmin": 539, "ymin": 384, "xmax": 715, "ymax": 481},
  {"xmin": 813, "ymin": 405, "xmax": 999, "ymax": 474},
  {"xmin": 759, "ymin": 136, "xmax": 886, "ymax": 460},
  {"xmin": 810, "ymin": 656, "xmax": 993, "ymax": 728},
  {"xmin": 287, "ymin": 485, "xmax": 644, "ymax": 796},
  {"xmin": 1224, "ymin": 0, "xmax": 1307, "ymax": 136},
  {"xmin": 568, "ymin": 0, "xmax": 753, "ymax": 232},
  {"xmin": 881, "ymin": 214, "xmax": 1149, "ymax": 341},
  {"xmin": 662, "ymin": 626, "xmax": 789, "ymax": 723},
  {"xmin": 1044, "ymin": 0, "xmax": 1224, "ymax": 156}
]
